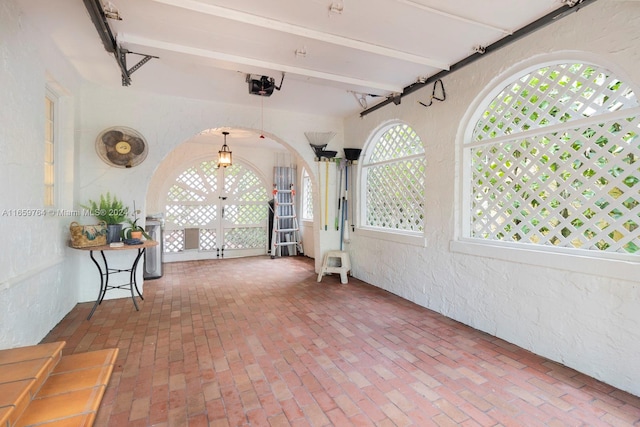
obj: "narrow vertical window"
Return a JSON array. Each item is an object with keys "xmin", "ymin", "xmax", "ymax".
[
  {"xmin": 44, "ymin": 96, "xmax": 55, "ymax": 207},
  {"xmin": 301, "ymin": 168, "xmax": 313, "ymax": 220}
]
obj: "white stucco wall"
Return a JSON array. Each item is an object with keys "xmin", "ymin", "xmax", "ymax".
[
  {"xmin": 0, "ymin": 0, "xmax": 80, "ymax": 347},
  {"xmin": 3, "ymin": 0, "xmax": 638, "ymax": 400},
  {"xmin": 71, "ymin": 83, "xmax": 344, "ymax": 302},
  {"xmin": 344, "ymin": 1, "xmax": 640, "ymax": 396},
  {"xmin": 2, "ymin": 0, "xmax": 342, "ymax": 344}
]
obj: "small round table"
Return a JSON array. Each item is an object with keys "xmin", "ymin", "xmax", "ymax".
[{"xmin": 72, "ymin": 240, "xmax": 159, "ymax": 319}]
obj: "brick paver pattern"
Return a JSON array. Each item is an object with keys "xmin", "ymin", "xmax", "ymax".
[{"xmin": 42, "ymin": 256, "xmax": 640, "ymax": 426}]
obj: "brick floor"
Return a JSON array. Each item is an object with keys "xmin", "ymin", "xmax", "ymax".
[{"xmin": 41, "ymin": 256, "xmax": 640, "ymax": 426}]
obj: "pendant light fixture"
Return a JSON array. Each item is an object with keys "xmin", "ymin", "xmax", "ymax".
[{"xmin": 218, "ymin": 131, "xmax": 232, "ymax": 168}]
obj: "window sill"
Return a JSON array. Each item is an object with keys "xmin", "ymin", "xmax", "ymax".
[
  {"xmin": 356, "ymin": 227, "xmax": 427, "ymax": 247},
  {"xmin": 450, "ymin": 239, "xmax": 639, "ymax": 282}
]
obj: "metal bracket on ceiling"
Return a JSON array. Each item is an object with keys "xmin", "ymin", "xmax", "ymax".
[
  {"xmin": 348, "ymin": 91, "xmax": 384, "ymax": 109},
  {"xmin": 473, "ymin": 45, "xmax": 487, "ymax": 54},
  {"xmin": 118, "ymin": 48, "xmax": 159, "ymax": 86},
  {"xmin": 83, "ymin": 0, "xmax": 158, "ymax": 87}
]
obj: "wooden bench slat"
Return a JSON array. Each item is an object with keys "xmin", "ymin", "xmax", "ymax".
[
  {"xmin": 0, "ymin": 343, "xmax": 118, "ymax": 427},
  {"xmin": 13, "ymin": 387, "xmax": 106, "ymax": 427}
]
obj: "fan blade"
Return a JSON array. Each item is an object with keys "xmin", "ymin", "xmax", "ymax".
[
  {"xmin": 106, "ymin": 149, "xmax": 133, "ymax": 166},
  {"xmin": 102, "ymin": 130, "xmax": 124, "ymax": 147},
  {"xmin": 127, "ymin": 136, "xmax": 145, "ymax": 155}
]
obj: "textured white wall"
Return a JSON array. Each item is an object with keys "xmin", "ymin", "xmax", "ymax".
[
  {"xmin": 344, "ymin": 1, "xmax": 640, "ymax": 396},
  {"xmin": 0, "ymin": 0, "xmax": 80, "ymax": 347},
  {"xmin": 4, "ymin": 0, "xmax": 638, "ymax": 399},
  {"xmin": 72, "ymin": 83, "xmax": 344, "ymax": 301},
  {"xmin": 2, "ymin": 0, "xmax": 342, "ymax": 343},
  {"xmin": 145, "ymin": 133, "xmax": 289, "ymax": 262}
]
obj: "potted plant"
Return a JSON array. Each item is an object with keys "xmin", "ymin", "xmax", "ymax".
[
  {"xmin": 121, "ymin": 218, "xmax": 151, "ymax": 240},
  {"xmin": 121, "ymin": 201, "xmax": 152, "ymax": 241},
  {"xmin": 81, "ymin": 192, "xmax": 129, "ymax": 243}
]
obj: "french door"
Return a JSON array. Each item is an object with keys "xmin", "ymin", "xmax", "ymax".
[{"xmin": 164, "ymin": 160, "xmax": 270, "ymax": 258}]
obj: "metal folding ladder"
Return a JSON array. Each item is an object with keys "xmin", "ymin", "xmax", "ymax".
[{"xmin": 270, "ymin": 183, "xmax": 303, "ymax": 258}]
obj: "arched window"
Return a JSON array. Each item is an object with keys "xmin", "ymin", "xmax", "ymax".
[
  {"xmin": 463, "ymin": 62, "xmax": 640, "ymax": 257},
  {"xmin": 361, "ymin": 123, "xmax": 426, "ymax": 236}
]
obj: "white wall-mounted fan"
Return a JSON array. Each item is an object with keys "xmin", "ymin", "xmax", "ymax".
[{"xmin": 95, "ymin": 126, "xmax": 148, "ymax": 168}]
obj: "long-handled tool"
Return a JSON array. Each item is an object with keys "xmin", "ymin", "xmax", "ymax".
[
  {"xmin": 343, "ymin": 162, "xmax": 351, "ymax": 245},
  {"xmin": 350, "ymin": 162, "xmax": 355, "ymax": 232},
  {"xmin": 334, "ymin": 158, "xmax": 341, "ymax": 230},
  {"xmin": 324, "ymin": 160, "xmax": 329, "ymax": 230}
]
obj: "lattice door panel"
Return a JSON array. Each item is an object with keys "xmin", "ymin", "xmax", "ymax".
[
  {"xmin": 198, "ymin": 229, "xmax": 217, "ymax": 251},
  {"xmin": 165, "ymin": 204, "xmax": 217, "ymax": 227},
  {"xmin": 224, "ymin": 164, "xmax": 269, "ymax": 201},
  {"xmin": 164, "ymin": 230, "xmax": 185, "ymax": 253},
  {"xmin": 166, "ymin": 184, "xmax": 206, "ymax": 202},
  {"xmin": 175, "ymin": 166, "xmax": 215, "ymax": 195},
  {"xmin": 223, "ymin": 227, "xmax": 268, "ymax": 250},
  {"xmin": 223, "ymin": 204, "xmax": 268, "ymax": 226},
  {"xmin": 163, "ymin": 159, "xmax": 269, "ymax": 256}
]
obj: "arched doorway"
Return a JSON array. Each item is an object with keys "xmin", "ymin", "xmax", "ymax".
[
  {"xmin": 145, "ymin": 127, "xmax": 318, "ymax": 264},
  {"xmin": 163, "ymin": 159, "xmax": 270, "ymax": 259}
]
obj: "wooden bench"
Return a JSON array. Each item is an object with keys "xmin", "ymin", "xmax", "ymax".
[{"xmin": 0, "ymin": 341, "xmax": 118, "ymax": 427}]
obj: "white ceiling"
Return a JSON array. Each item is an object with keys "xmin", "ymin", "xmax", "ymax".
[{"xmin": 17, "ymin": 0, "xmax": 574, "ymax": 118}]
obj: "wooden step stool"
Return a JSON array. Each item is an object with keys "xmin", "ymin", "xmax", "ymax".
[{"xmin": 317, "ymin": 250, "xmax": 351, "ymax": 284}]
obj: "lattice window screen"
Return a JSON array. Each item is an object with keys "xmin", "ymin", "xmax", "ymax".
[
  {"xmin": 363, "ymin": 123, "xmax": 426, "ymax": 232},
  {"xmin": 466, "ymin": 62, "xmax": 640, "ymax": 255}
]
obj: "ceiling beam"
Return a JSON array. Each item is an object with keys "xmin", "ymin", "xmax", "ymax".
[
  {"xmin": 360, "ymin": 0, "xmax": 600, "ymax": 116},
  {"xmin": 394, "ymin": 0, "xmax": 513, "ymax": 35},
  {"xmin": 150, "ymin": 0, "xmax": 450, "ymax": 71},
  {"xmin": 118, "ymin": 33, "xmax": 405, "ymax": 93}
]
